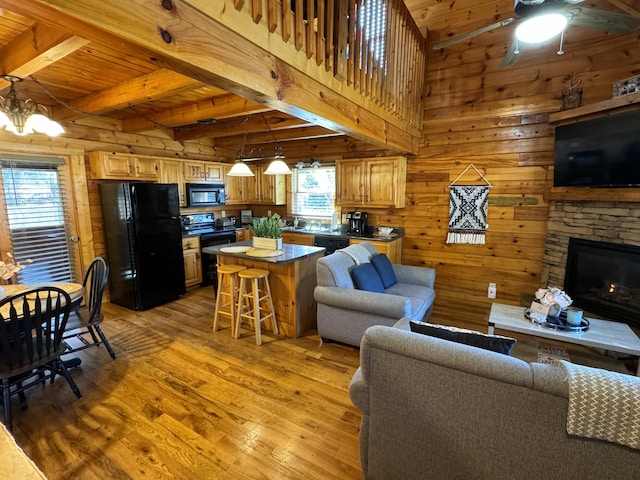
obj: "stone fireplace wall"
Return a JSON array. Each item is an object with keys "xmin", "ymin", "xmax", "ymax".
[{"xmin": 542, "ymin": 201, "xmax": 640, "ymax": 288}]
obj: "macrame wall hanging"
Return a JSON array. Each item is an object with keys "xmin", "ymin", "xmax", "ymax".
[{"xmin": 447, "ymin": 164, "xmax": 491, "ymax": 245}]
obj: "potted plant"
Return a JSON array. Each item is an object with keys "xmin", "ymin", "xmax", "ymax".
[{"xmin": 249, "ymin": 213, "xmax": 285, "ymax": 250}]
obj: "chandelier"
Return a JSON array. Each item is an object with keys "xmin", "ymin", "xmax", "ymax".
[{"xmin": 0, "ymin": 76, "xmax": 64, "ymax": 137}]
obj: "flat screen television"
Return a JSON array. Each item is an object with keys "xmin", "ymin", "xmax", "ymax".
[{"xmin": 553, "ymin": 108, "xmax": 640, "ymax": 187}]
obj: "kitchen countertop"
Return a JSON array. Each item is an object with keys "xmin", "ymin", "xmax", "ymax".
[
  {"xmin": 282, "ymin": 227, "xmax": 403, "ymax": 242},
  {"xmin": 203, "ymin": 241, "xmax": 325, "ymax": 264}
]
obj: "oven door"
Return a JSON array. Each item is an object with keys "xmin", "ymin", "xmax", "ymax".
[{"xmin": 199, "ymin": 232, "xmax": 237, "ymax": 288}]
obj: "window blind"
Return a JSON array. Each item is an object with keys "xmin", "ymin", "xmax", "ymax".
[
  {"xmin": 1, "ymin": 159, "xmax": 76, "ymax": 284},
  {"xmin": 290, "ymin": 166, "xmax": 336, "ymax": 218}
]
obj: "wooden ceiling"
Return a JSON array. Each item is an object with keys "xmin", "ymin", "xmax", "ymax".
[{"xmin": 0, "ymin": 1, "xmax": 637, "ymax": 159}]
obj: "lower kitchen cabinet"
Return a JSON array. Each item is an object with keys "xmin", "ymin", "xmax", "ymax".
[
  {"xmin": 281, "ymin": 232, "xmax": 315, "ymax": 246},
  {"xmin": 182, "ymin": 236, "xmax": 202, "ymax": 288},
  {"xmin": 350, "ymin": 237, "xmax": 403, "ymax": 264},
  {"xmin": 236, "ymin": 229, "xmax": 252, "ymax": 241}
]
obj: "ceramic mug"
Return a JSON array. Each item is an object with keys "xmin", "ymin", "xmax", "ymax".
[{"xmin": 566, "ymin": 307, "xmax": 583, "ymax": 326}]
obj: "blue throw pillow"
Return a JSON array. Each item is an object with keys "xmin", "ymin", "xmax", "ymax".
[
  {"xmin": 351, "ymin": 263, "xmax": 385, "ymax": 293},
  {"xmin": 370, "ymin": 253, "xmax": 397, "ymax": 288}
]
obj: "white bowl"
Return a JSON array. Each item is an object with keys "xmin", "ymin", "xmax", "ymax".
[{"xmin": 378, "ymin": 227, "xmax": 393, "ymax": 236}]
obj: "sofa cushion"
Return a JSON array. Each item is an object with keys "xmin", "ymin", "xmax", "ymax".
[
  {"xmin": 371, "ymin": 254, "xmax": 397, "ymax": 288},
  {"xmin": 409, "ymin": 321, "xmax": 516, "ymax": 355},
  {"xmin": 385, "ymin": 283, "xmax": 435, "ymax": 319},
  {"xmin": 316, "ymin": 252, "xmax": 357, "ymax": 288},
  {"xmin": 352, "ymin": 263, "xmax": 385, "ymax": 293}
]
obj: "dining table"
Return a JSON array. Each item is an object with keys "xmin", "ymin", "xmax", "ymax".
[{"xmin": 0, "ymin": 283, "xmax": 84, "ymax": 316}]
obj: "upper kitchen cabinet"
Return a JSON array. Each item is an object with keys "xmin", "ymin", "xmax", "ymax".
[
  {"xmin": 336, "ymin": 156, "xmax": 407, "ymax": 208},
  {"xmin": 160, "ymin": 159, "xmax": 187, "ymax": 207},
  {"xmin": 183, "ymin": 161, "xmax": 224, "ymax": 183},
  {"xmin": 223, "ymin": 165, "xmax": 285, "ymax": 205},
  {"xmin": 89, "ymin": 151, "xmax": 158, "ymax": 181}
]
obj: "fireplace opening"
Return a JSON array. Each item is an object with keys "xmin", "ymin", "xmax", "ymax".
[{"xmin": 565, "ymin": 238, "xmax": 640, "ymax": 330}]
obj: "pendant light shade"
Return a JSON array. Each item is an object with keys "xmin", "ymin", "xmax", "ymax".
[
  {"xmin": 227, "ymin": 160, "xmax": 255, "ymax": 177},
  {"xmin": 515, "ymin": 13, "xmax": 567, "ymax": 44},
  {"xmin": 264, "ymin": 159, "xmax": 292, "ymax": 175}
]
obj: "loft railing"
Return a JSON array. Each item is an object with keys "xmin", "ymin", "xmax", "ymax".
[{"xmin": 229, "ymin": 0, "xmax": 427, "ymax": 133}]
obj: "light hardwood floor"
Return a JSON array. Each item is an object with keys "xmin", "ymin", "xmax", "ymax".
[
  {"xmin": 9, "ymin": 288, "xmax": 636, "ymax": 479},
  {"xmin": 10, "ymin": 287, "xmax": 364, "ymax": 479}
]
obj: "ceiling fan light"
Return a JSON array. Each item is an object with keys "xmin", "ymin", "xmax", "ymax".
[
  {"xmin": 515, "ymin": 13, "xmax": 567, "ymax": 44},
  {"xmin": 227, "ymin": 161, "xmax": 255, "ymax": 177},
  {"xmin": 264, "ymin": 159, "xmax": 292, "ymax": 175}
]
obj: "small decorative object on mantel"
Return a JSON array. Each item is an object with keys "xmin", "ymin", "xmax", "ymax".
[
  {"xmin": 561, "ymin": 73, "xmax": 582, "ymax": 111},
  {"xmin": 249, "ymin": 213, "xmax": 285, "ymax": 250},
  {"xmin": 612, "ymin": 74, "xmax": 640, "ymax": 97},
  {"xmin": 446, "ymin": 164, "xmax": 491, "ymax": 245}
]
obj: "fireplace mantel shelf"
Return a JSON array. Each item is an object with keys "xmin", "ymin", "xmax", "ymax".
[{"xmin": 548, "ymin": 91, "xmax": 640, "ymax": 125}]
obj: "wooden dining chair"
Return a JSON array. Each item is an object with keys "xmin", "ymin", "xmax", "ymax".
[
  {"xmin": 63, "ymin": 257, "xmax": 116, "ymax": 360},
  {"xmin": 0, "ymin": 287, "xmax": 82, "ymax": 431}
]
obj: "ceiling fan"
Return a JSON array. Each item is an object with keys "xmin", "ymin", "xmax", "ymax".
[{"xmin": 433, "ymin": 0, "xmax": 640, "ymax": 67}]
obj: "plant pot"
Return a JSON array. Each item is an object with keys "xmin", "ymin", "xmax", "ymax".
[{"xmin": 252, "ymin": 237, "xmax": 283, "ymax": 250}]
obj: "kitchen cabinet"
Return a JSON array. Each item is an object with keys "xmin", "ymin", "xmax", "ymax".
[
  {"xmin": 350, "ymin": 237, "xmax": 403, "ymax": 264},
  {"xmin": 236, "ymin": 229, "xmax": 252, "ymax": 241},
  {"xmin": 182, "ymin": 236, "xmax": 202, "ymax": 288},
  {"xmin": 184, "ymin": 160, "xmax": 224, "ymax": 183},
  {"xmin": 159, "ymin": 159, "xmax": 186, "ymax": 207},
  {"xmin": 281, "ymin": 232, "xmax": 315, "ymax": 246},
  {"xmin": 89, "ymin": 151, "xmax": 158, "ymax": 180},
  {"xmin": 223, "ymin": 165, "xmax": 286, "ymax": 205},
  {"xmin": 336, "ymin": 156, "xmax": 407, "ymax": 208}
]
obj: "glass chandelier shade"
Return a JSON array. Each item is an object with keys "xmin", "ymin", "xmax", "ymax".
[
  {"xmin": 227, "ymin": 159, "xmax": 255, "ymax": 177},
  {"xmin": 0, "ymin": 76, "xmax": 65, "ymax": 137},
  {"xmin": 515, "ymin": 13, "xmax": 568, "ymax": 44}
]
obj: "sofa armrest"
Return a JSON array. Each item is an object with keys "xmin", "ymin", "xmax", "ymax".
[
  {"xmin": 348, "ymin": 367, "xmax": 369, "ymax": 415},
  {"xmin": 392, "ymin": 264, "xmax": 436, "ymax": 289},
  {"xmin": 314, "ymin": 286, "xmax": 412, "ymax": 318}
]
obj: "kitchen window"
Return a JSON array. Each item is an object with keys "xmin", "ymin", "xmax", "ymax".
[
  {"xmin": 290, "ymin": 166, "xmax": 336, "ymax": 218},
  {"xmin": 0, "ymin": 157, "xmax": 78, "ymax": 283}
]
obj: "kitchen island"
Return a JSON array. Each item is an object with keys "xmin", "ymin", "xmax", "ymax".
[{"xmin": 202, "ymin": 241, "xmax": 325, "ymax": 338}]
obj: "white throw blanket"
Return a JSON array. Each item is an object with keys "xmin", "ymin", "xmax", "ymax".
[{"xmin": 560, "ymin": 361, "xmax": 640, "ymax": 450}]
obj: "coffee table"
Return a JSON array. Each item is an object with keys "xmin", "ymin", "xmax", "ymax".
[{"xmin": 488, "ymin": 303, "xmax": 640, "ymax": 375}]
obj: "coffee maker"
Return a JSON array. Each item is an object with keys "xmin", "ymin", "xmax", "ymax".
[{"xmin": 346, "ymin": 211, "xmax": 368, "ymax": 236}]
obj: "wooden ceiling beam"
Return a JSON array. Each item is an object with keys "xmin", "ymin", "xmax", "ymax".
[
  {"xmin": 53, "ymin": 69, "xmax": 205, "ymax": 122},
  {"xmin": 121, "ymin": 94, "xmax": 271, "ymax": 133},
  {"xmin": 0, "ymin": 22, "xmax": 89, "ymax": 90},
  {"xmin": 213, "ymin": 125, "xmax": 341, "ymax": 149},
  {"xmin": 606, "ymin": 0, "xmax": 640, "ymax": 17},
  {"xmin": 174, "ymin": 110, "xmax": 311, "ymax": 141},
  {"xmin": 0, "ymin": 0, "xmax": 416, "ymax": 154}
]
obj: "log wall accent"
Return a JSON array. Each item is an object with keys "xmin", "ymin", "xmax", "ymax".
[{"xmin": 387, "ymin": 26, "xmax": 640, "ymax": 330}]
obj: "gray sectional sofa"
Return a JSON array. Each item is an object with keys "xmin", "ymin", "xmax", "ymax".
[
  {"xmin": 349, "ymin": 321, "xmax": 640, "ymax": 480},
  {"xmin": 313, "ymin": 242, "xmax": 435, "ymax": 346}
]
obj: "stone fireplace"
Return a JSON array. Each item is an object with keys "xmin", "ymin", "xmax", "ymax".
[{"xmin": 542, "ymin": 200, "xmax": 640, "ymax": 329}]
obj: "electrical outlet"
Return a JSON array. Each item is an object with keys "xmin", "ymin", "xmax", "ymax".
[
  {"xmin": 221, "ymin": 210, "xmax": 226, "ymax": 218},
  {"xmin": 487, "ymin": 282, "xmax": 497, "ymax": 299},
  {"xmin": 267, "ymin": 210, "xmax": 272, "ymax": 217}
]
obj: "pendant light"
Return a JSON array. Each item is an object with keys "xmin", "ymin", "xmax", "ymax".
[
  {"xmin": 227, "ymin": 132, "xmax": 255, "ymax": 177},
  {"xmin": 0, "ymin": 76, "xmax": 64, "ymax": 137}
]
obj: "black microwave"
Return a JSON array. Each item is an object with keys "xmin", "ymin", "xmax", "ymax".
[{"xmin": 186, "ymin": 183, "xmax": 226, "ymax": 207}]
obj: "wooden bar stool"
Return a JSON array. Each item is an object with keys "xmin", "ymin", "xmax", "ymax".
[
  {"xmin": 212, "ymin": 264, "xmax": 247, "ymax": 334},
  {"xmin": 236, "ymin": 268, "xmax": 278, "ymax": 345}
]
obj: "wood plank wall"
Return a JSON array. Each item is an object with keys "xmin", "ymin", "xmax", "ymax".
[{"xmin": 384, "ymin": 25, "xmax": 640, "ymax": 330}]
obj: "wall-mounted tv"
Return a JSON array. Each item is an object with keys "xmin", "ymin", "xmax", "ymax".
[{"xmin": 553, "ymin": 108, "xmax": 640, "ymax": 187}]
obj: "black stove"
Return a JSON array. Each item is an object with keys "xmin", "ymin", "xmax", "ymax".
[{"xmin": 180, "ymin": 213, "xmax": 237, "ymax": 289}]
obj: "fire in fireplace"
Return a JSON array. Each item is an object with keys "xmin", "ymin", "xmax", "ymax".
[{"xmin": 564, "ymin": 238, "xmax": 640, "ymax": 330}]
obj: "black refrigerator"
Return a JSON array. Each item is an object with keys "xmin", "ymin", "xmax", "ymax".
[{"xmin": 99, "ymin": 182, "xmax": 186, "ymax": 310}]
